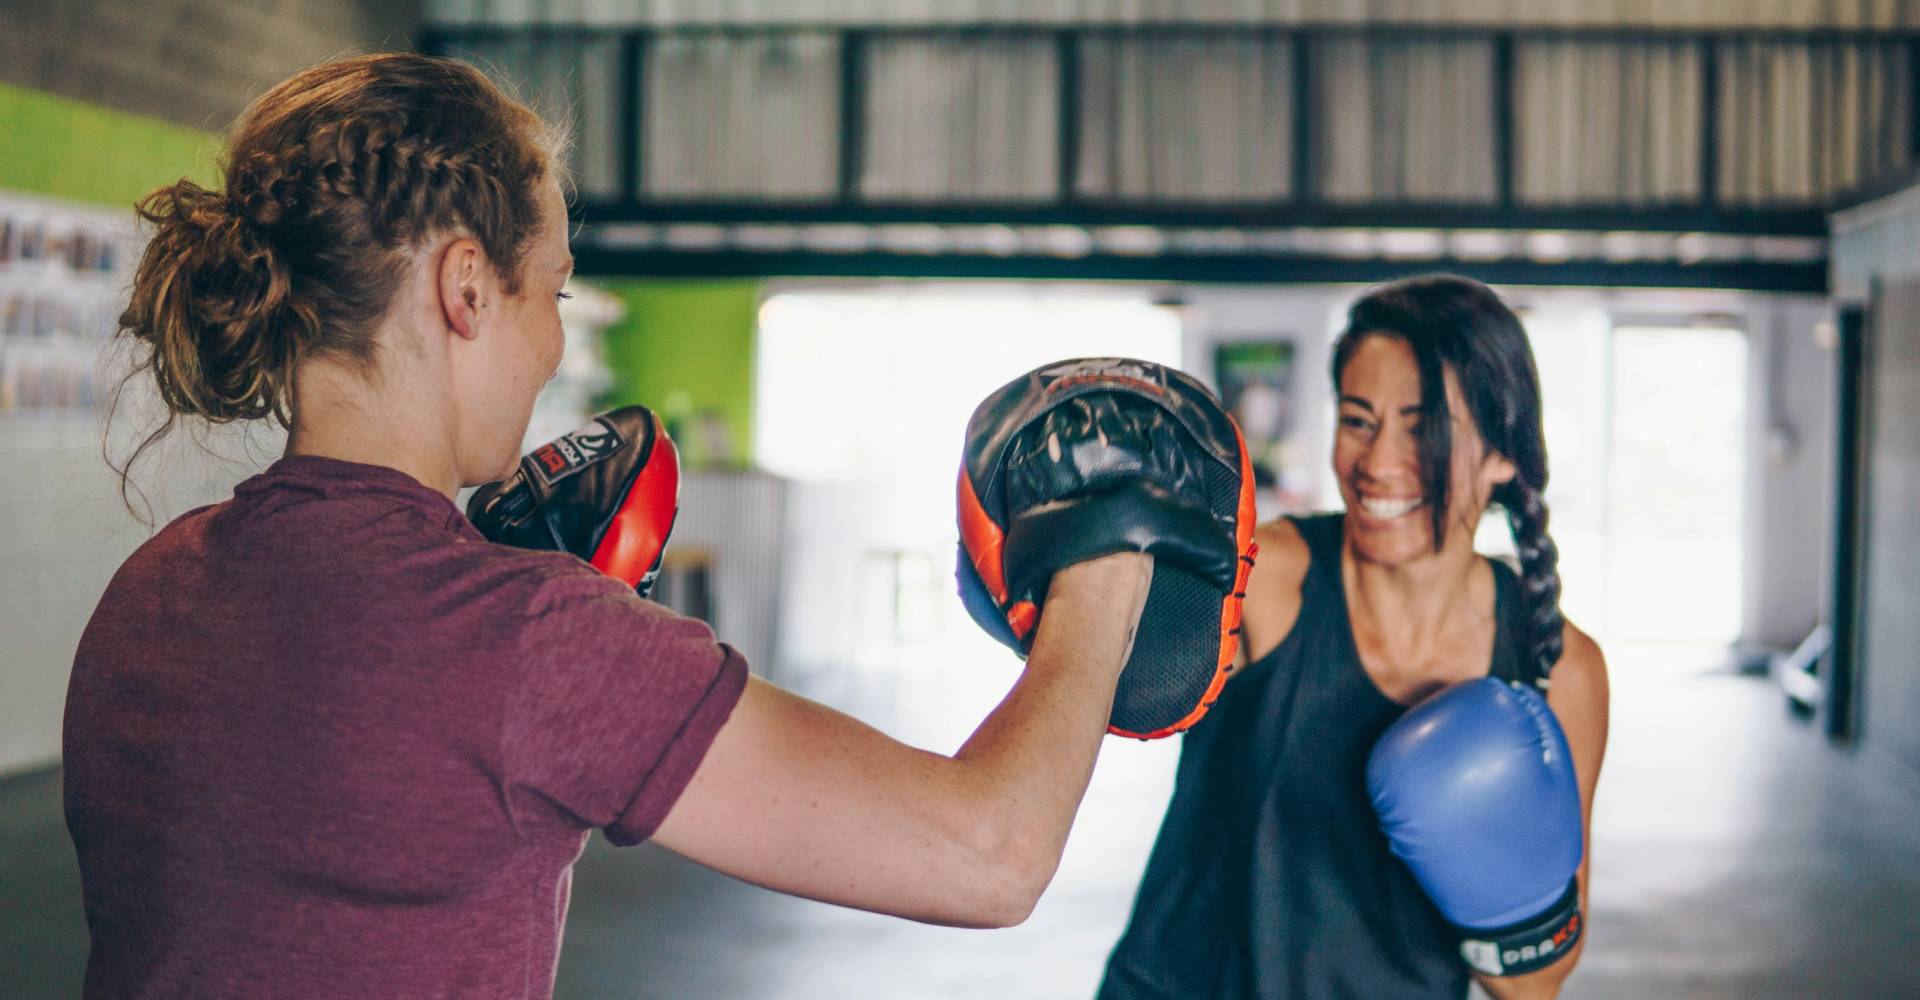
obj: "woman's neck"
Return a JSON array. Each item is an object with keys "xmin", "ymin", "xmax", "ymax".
[
  {"xmin": 284, "ymin": 355, "xmax": 463, "ymax": 499},
  {"xmin": 1342, "ymin": 529, "xmax": 1488, "ymax": 664}
]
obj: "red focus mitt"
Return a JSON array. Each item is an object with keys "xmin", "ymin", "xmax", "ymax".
[{"xmin": 467, "ymin": 406, "xmax": 680, "ymax": 598}]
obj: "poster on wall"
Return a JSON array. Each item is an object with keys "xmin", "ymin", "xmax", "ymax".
[
  {"xmin": 0, "ymin": 191, "xmax": 139, "ymax": 418},
  {"xmin": 1214, "ymin": 339, "xmax": 1312, "ymax": 512}
]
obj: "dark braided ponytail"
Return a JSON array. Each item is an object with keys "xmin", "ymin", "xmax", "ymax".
[
  {"xmin": 1332, "ymin": 275, "xmax": 1567, "ymax": 687},
  {"xmin": 112, "ymin": 52, "xmax": 565, "ymax": 520},
  {"xmin": 1499, "ymin": 477, "xmax": 1565, "ymax": 687}
]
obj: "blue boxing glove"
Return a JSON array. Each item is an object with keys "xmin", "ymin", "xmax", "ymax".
[{"xmin": 1367, "ymin": 677, "xmax": 1584, "ymax": 978}]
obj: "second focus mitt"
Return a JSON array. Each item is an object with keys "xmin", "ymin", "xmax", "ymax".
[{"xmin": 956, "ymin": 358, "xmax": 1258, "ymax": 739}]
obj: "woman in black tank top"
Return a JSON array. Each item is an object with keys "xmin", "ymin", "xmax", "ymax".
[{"xmin": 1100, "ymin": 276, "xmax": 1611, "ymax": 1000}]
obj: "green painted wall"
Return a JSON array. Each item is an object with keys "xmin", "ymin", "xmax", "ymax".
[
  {"xmin": 0, "ymin": 82, "xmax": 218, "ymax": 208},
  {"xmin": 595, "ymin": 280, "xmax": 761, "ymax": 467}
]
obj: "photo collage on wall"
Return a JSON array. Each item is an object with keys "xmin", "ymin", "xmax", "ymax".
[{"xmin": 0, "ymin": 192, "xmax": 139, "ymax": 416}]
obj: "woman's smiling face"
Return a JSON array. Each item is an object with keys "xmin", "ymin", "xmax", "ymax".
[{"xmin": 1333, "ymin": 332, "xmax": 1514, "ymax": 568}]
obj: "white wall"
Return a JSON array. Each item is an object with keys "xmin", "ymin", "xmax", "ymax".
[
  {"xmin": 1833, "ymin": 185, "xmax": 1920, "ymax": 302},
  {"xmin": 1738, "ymin": 294, "xmax": 1834, "ymax": 651},
  {"xmin": 1833, "ymin": 184, "xmax": 1920, "ymax": 781}
]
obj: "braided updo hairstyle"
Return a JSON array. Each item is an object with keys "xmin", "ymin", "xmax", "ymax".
[
  {"xmin": 1330, "ymin": 275, "xmax": 1565, "ymax": 687},
  {"xmin": 112, "ymin": 52, "xmax": 564, "ymax": 511}
]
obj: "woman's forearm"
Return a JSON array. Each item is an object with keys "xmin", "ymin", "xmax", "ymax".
[{"xmin": 945, "ymin": 552, "xmax": 1152, "ymax": 912}]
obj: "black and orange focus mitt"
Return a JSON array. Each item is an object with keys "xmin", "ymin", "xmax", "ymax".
[
  {"xmin": 468, "ymin": 406, "xmax": 681, "ymax": 599},
  {"xmin": 956, "ymin": 358, "xmax": 1258, "ymax": 740}
]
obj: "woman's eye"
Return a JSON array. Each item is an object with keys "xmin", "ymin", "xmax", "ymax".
[
  {"xmin": 556, "ymin": 291, "xmax": 574, "ymax": 302},
  {"xmin": 1340, "ymin": 415, "xmax": 1372, "ymax": 431}
]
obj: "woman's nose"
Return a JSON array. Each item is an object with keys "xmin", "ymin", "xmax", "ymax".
[{"xmin": 1357, "ymin": 424, "xmax": 1416, "ymax": 483}]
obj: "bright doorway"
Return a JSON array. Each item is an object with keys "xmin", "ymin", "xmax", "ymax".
[{"xmin": 1519, "ymin": 310, "xmax": 1749, "ymax": 647}]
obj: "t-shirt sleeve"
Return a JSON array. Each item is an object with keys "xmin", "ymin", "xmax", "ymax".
[{"xmin": 501, "ymin": 568, "xmax": 749, "ymax": 846}]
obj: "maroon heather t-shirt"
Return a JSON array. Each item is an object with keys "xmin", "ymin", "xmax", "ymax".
[{"xmin": 63, "ymin": 455, "xmax": 748, "ymax": 999}]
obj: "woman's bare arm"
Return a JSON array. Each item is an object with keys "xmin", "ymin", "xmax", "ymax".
[
  {"xmin": 651, "ymin": 552, "xmax": 1152, "ymax": 928},
  {"xmin": 1232, "ymin": 517, "xmax": 1312, "ymax": 670}
]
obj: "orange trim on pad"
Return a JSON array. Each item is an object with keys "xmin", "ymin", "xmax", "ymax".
[
  {"xmin": 956, "ymin": 470, "xmax": 1010, "ymax": 604},
  {"xmin": 1006, "ymin": 601, "xmax": 1038, "ymax": 642}
]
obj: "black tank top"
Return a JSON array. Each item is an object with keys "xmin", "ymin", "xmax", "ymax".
[{"xmin": 1098, "ymin": 512, "xmax": 1527, "ymax": 1000}]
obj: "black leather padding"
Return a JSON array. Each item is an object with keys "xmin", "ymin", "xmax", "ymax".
[
  {"xmin": 1108, "ymin": 564, "xmax": 1223, "ymax": 737},
  {"xmin": 1000, "ymin": 479, "xmax": 1235, "ymax": 606}
]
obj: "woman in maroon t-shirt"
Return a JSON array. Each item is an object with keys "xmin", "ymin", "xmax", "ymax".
[{"xmin": 65, "ymin": 52, "xmax": 1149, "ymax": 999}]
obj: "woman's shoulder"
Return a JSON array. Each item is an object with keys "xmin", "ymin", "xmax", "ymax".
[
  {"xmin": 1545, "ymin": 619, "xmax": 1610, "ymax": 792},
  {"xmin": 1252, "ymin": 516, "xmax": 1311, "ymax": 584},
  {"xmin": 457, "ymin": 537, "xmax": 660, "ymax": 619},
  {"xmin": 1238, "ymin": 514, "xmax": 1328, "ymax": 663},
  {"xmin": 1251, "ymin": 511, "xmax": 1343, "ymax": 588},
  {"xmin": 1541, "ymin": 619, "xmax": 1610, "ymax": 739},
  {"xmin": 1550, "ymin": 619, "xmax": 1609, "ymax": 701}
]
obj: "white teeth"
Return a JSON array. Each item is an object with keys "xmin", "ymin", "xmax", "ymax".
[{"xmin": 1361, "ymin": 496, "xmax": 1423, "ymax": 519}]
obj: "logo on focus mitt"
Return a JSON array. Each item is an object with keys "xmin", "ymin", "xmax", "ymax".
[{"xmin": 468, "ymin": 406, "xmax": 681, "ymax": 599}]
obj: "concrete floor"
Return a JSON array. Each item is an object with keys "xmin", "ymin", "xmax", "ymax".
[{"xmin": 5, "ymin": 646, "xmax": 1919, "ymax": 998}]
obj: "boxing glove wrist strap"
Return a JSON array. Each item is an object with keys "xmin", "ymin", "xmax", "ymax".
[{"xmin": 1458, "ymin": 880, "xmax": 1582, "ymax": 978}]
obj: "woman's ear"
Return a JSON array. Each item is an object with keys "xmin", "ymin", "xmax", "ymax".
[
  {"xmin": 436, "ymin": 237, "xmax": 487, "ymax": 341},
  {"xmin": 1483, "ymin": 449, "xmax": 1518, "ymax": 491}
]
